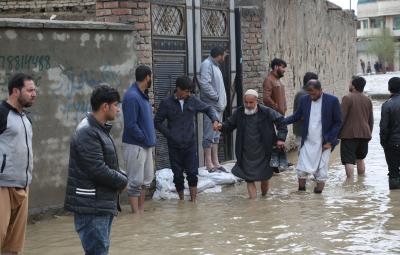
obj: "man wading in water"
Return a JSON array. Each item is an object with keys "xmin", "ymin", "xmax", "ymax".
[{"xmin": 217, "ymin": 89, "xmax": 287, "ymax": 199}]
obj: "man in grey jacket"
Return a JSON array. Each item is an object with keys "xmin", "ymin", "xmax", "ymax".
[
  {"xmin": 0, "ymin": 73, "xmax": 36, "ymax": 254},
  {"xmin": 198, "ymin": 46, "xmax": 227, "ymax": 172}
]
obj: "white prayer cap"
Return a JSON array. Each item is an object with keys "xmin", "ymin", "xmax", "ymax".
[{"xmin": 244, "ymin": 89, "xmax": 259, "ymax": 98}]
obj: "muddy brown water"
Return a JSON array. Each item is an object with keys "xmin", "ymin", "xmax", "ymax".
[{"xmin": 24, "ymin": 101, "xmax": 400, "ymax": 255}]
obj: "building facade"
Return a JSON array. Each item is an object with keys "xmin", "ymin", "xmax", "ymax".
[{"xmin": 357, "ymin": 0, "xmax": 400, "ymax": 73}]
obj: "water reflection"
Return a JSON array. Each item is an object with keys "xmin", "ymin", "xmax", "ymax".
[{"xmin": 25, "ymin": 101, "xmax": 400, "ymax": 255}]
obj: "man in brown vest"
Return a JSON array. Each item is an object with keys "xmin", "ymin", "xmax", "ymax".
[
  {"xmin": 263, "ymin": 58, "xmax": 287, "ymax": 116},
  {"xmin": 263, "ymin": 58, "xmax": 288, "ymax": 172},
  {"xmin": 339, "ymin": 76, "xmax": 373, "ymax": 178}
]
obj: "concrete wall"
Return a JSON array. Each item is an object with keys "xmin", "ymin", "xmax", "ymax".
[
  {"xmin": 237, "ymin": 0, "xmax": 357, "ymax": 97},
  {"xmin": 236, "ymin": 0, "xmax": 357, "ymax": 144},
  {"xmin": 0, "ymin": 19, "xmax": 137, "ymax": 213}
]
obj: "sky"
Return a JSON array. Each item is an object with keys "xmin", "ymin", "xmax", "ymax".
[{"xmin": 328, "ymin": 0, "xmax": 359, "ymax": 13}]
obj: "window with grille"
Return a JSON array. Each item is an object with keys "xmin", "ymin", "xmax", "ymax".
[
  {"xmin": 370, "ymin": 17, "xmax": 385, "ymax": 29},
  {"xmin": 394, "ymin": 16, "xmax": 400, "ymax": 30}
]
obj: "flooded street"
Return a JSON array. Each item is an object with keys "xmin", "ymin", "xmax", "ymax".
[{"xmin": 24, "ymin": 100, "xmax": 399, "ymax": 255}]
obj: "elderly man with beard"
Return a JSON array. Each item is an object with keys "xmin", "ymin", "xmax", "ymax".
[{"xmin": 217, "ymin": 89, "xmax": 287, "ymax": 199}]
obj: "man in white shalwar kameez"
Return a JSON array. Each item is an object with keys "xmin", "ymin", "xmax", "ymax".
[{"xmin": 284, "ymin": 80, "xmax": 341, "ymax": 193}]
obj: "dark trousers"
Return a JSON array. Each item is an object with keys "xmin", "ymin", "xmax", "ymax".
[
  {"xmin": 384, "ymin": 144, "xmax": 400, "ymax": 178},
  {"xmin": 168, "ymin": 143, "xmax": 198, "ymax": 192},
  {"xmin": 384, "ymin": 144, "xmax": 400, "ymax": 189}
]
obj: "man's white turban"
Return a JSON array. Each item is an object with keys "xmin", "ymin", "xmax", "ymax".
[{"xmin": 244, "ymin": 89, "xmax": 259, "ymax": 98}]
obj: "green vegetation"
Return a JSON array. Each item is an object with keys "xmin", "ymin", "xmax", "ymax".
[{"xmin": 367, "ymin": 28, "xmax": 396, "ymax": 71}]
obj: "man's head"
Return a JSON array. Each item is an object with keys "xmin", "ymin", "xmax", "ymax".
[
  {"xmin": 210, "ymin": 46, "xmax": 225, "ymax": 64},
  {"xmin": 270, "ymin": 58, "xmax": 287, "ymax": 78},
  {"xmin": 175, "ymin": 76, "xmax": 193, "ymax": 100},
  {"xmin": 244, "ymin": 89, "xmax": 258, "ymax": 115},
  {"xmin": 305, "ymin": 79, "xmax": 323, "ymax": 101},
  {"xmin": 303, "ymin": 72, "xmax": 318, "ymax": 87},
  {"xmin": 388, "ymin": 77, "xmax": 400, "ymax": 94},
  {"xmin": 8, "ymin": 73, "xmax": 36, "ymax": 109},
  {"xmin": 350, "ymin": 76, "xmax": 366, "ymax": 92},
  {"xmin": 90, "ymin": 84, "xmax": 121, "ymax": 121},
  {"xmin": 135, "ymin": 65, "xmax": 152, "ymax": 89}
]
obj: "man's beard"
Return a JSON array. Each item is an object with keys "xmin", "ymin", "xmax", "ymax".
[
  {"xmin": 277, "ymin": 70, "xmax": 284, "ymax": 78},
  {"xmin": 18, "ymin": 96, "xmax": 33, "ymax": 108},
  {"xmin": 244, "ymin": 107, "xmax": 257, "ymax": 115},
  {"xmin": 147, "ymin": 79, "xmax": 152, "ymax": 89}
]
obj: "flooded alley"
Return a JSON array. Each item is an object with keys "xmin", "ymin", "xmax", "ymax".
[{"xmin": 23, "ymin": 97, "xmax": 399, "ymax": 255}]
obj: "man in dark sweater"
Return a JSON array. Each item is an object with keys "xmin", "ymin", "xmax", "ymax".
[
  {"xmin": 154, "ymin": 76, "xmax": 219, "ymax": 202},
  {"xmin": 381, "ymin": 77, "xmax": 400, "ymax": 189},
  {"xmin": 293, "ymin": 72, "xmax": 318, "ymax": 149}
]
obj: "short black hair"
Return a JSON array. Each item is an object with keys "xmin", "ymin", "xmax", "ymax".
[
  {"xmin": 8, "ymin": 73, "xmax": 33, "ymax": 96},
  {"xmin": 303, "ymin": 72, "xmax": 318, "ymax": 87},
  {"xmin": 210, "ymin": 46, "xmax": 225, "ymax": 58},
  {"xmin": 389, "ymin": 77, "xmax": 400, "ymax": 94},
  {"xmin": 135, "ymin": 65, "xmax": 152, "ymax": 82},
  {"xmin": 306, "ymin": 79, "xmax": 322, "ymax": 90},
  {"xmin": 90, "ymin": 84, "xmax": 120, "ymax": 112},
  {"xmin": 270, "ymin": 58, "xmax": 287, "ymax": 69},
  {"xmin": 352, "ymin": 76, "xmax": 366, "ymax": 92},
  {"xmin": 176, "ymin": 76, "xmax": 194, "ymax": 91}
]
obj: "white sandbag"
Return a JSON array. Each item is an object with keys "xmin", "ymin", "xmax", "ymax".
[
  {"xmin": 198, "ymin": 162, "xmax": 241, "ymax": 185},
  {"xmin": 184, "ymin": 176, "xmax": 216, "ymax": 192},
  {"xmin": 153, "ymin": 163, "xmax": 239, "ymax": 200}
]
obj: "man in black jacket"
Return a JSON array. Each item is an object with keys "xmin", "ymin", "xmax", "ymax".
[
  {"xmin": 381, "ymin": 77, "xmax": 400, "ymax": 189},
  {"xmin": 64, "ymin": 85, "xmax": 127, "ymax": 255},
  {"xmin": 217, "ymin": 89, "xmax": 287, "ymax": 199},
  {"xmin": 155, "ymin": 76, "xmax": 219, "ymax": 202}
]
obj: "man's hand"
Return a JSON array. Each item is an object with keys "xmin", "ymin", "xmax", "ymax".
[
  {"xmin": 276, "ymin": 140, "xmax": 285, "ymax": 150},
  {"xmin": 322, "ymin": 143, "xmax": 332, "ymax": 151},
  {"xmin": 213, "ymin": 121, "xmax": 222, "ymax": 131}
]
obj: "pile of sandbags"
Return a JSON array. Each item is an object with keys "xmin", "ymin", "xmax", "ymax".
[{"xmin": 153, "ymin": 162, "xmax": 241, "ymax": 200}]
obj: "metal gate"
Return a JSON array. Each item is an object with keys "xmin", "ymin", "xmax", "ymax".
[{"xmin": 151, "ymin": 0, "xmax": 236, "ymax": 170}]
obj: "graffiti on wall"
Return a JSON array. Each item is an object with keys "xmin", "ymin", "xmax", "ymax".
[
  {"xmin": 49, "ymin": 63, "xmax": 123, "ymax": 124},
  {"xmin": 0, "ymin": 55, "xmax": 126, "ymax": 124},
  {"xmin": 0, "ymin": 55, "xmax": 51, "ymax": 96}
]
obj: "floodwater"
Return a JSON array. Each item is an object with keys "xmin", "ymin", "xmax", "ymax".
[{"xmin": 24, "ymin": 101, "xmax": 398, "ymax": 255}]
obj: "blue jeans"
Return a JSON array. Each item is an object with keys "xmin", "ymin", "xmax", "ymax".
[{"xmin": 74, "ymin": 214, "xmax": 114, "ymax": 255}]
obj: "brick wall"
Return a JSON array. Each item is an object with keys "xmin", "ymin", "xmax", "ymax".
[
  {"xmin": 96, "ymin": 0, "xmax": 152, "ymax": 67},
  {"xmin": 0, "ymin": 0, "xmax": 96, "ymax": 20},
  {"xmin": 239, "ymin": 7, "xmax": 267, "ymax": 96}
]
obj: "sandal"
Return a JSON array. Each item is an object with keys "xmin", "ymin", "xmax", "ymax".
[
  {"xmin": 207, "ymin": 167, "xmax": 217, "ymax": 173},
  {"xmin": 216, "ymin": 166, "xmax": 228, "ymax": 173}
]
